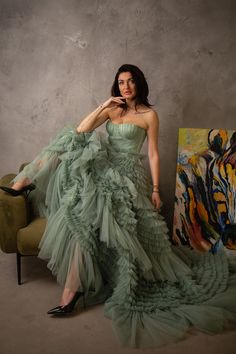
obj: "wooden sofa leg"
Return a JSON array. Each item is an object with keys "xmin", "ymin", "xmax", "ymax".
[{"xmin": 16, "ymin": 252, "xmax": 21, "ymax": 285}]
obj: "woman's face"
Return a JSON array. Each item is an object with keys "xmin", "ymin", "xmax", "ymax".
[{"xmin": 118, "ymin": 72, "xmax": 137, "ymax": 99}]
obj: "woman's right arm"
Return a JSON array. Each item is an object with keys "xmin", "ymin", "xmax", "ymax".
[{"xmin": 76, "ymin": 96, "xmax": 125, "ymax": 133}]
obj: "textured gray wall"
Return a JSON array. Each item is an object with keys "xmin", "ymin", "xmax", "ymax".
[{"xmin": 0, "ymin": 0, "xmax": 235, "ymax": 229}]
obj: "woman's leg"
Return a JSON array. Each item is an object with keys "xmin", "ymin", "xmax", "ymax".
[
  {"xmin": 11, "ymin": 151, "xmax": 60, "ymax": 191},
  {"xmin": 11, "ymin": 177, "xmax": 32, "ymax": 190},
  {"xmin": 59, "ymin": 288, "xmax": 77, "ymax": 306},
  {"xmin": 59, "ymin": 241, "xmax": 83, "ymax": 307}
]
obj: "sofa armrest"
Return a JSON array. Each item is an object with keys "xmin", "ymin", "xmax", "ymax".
[{"xmin": 0, "ymin": 174, "xmax": 29, "ymax": 253}]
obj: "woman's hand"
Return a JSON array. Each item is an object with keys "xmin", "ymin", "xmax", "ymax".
[
  {"xmin": 77, "ymin": 96, "xmax": 126, "ymax": 133},
  {"xmin": 151, "ymin": 191, "xmax": 162, "ymax": 211},
  {"xmin": 101, "ymin": 96, "xmax": 126, "ymax": 109}
]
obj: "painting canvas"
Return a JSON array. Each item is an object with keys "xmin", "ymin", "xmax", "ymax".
[{"xmin": 173, "ymin": 128, "xmax": 236, "ymax": 253}]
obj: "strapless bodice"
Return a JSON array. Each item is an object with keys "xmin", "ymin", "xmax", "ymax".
[{"xmin": 106, "ymin": 120, "xmax": 146, "ymax": 154}]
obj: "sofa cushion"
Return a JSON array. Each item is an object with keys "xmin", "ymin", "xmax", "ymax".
[
  {"xmin": 0, "ymin": 188, "xmax": 28, "ymax": 253},
  {"xmin": 17, "ymin": 217, "xmax": 47, "ymax": 255}
]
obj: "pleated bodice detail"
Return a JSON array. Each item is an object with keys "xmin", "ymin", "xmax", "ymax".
[{"xmin": 106, "ymin": 120, "xmax": 146, "ymax": 154}]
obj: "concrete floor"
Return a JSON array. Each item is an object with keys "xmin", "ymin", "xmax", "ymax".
[{"xmin": 0, "ymin": 250, "xmax": 235, "ymax": 354}]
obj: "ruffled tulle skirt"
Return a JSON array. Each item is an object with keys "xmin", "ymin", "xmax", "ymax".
[{"xmin": 13, "ymin": 126, "xmax": 236, "ymax": 348}]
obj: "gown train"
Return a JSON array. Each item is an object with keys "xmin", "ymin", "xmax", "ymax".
[{"xmin": 12, "ymin": 121, "xmax": 236, "ymax": 347}]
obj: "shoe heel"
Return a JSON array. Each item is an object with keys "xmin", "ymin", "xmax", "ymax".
[
  {"xmin": 23, "ymin": 184, "xmax": 36, "ymax": 198},
  {"xmin": 82, "ymin": 288, "xmax": 96, "ymax": 309},
  {"xmin": 25, "ymin": 190, "xmax": 33, "ymax": 198}
]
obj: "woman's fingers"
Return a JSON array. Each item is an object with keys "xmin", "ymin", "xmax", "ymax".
[
  {"xmin": 102, "ymin": 96, "xmax": 125, "ymax": 109},
  {"xmin": 152, "ymin": 194, "xmax": 162, "ymax": 211},
  {"xmin": 113, "ymin": 96, "xmax": 125, "ymax": 100},
  {"xmin": 112, "ymin": 97, "xmax": 126, "ymax": 104},
  {"xmin": 112, "ymin": 96, "xmax": 125, "ymax": 101},
  {"xmin": 152, "ymin": 197, "xmax": 157, "ymax": 210}
]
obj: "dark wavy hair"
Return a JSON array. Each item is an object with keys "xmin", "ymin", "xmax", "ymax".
[{"xmin": 111, "ymin": 64, "xmax": 153, "ymax": 113}]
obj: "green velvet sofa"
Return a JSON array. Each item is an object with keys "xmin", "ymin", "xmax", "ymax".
[{"xmin": 0, "ymin": 169, "xmax": 46, "ymax": 285}]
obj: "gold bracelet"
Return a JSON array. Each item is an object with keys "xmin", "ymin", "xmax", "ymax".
[{"xmin": 152, "ymin": 186, "xmax": 159, "ymax": 191}]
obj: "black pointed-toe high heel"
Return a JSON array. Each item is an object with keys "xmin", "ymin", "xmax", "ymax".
[
  {"xmin": 47, "ymin": 291, "xmax": 85, "ymax": 316},
  {"xmin": 0, "ymin": 184, "xmax": 36, "ymax": 197}
]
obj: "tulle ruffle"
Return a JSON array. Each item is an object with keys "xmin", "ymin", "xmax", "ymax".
[{"xmin": 14, "ymin": 126, "xmax": 236, "ymax": 348}]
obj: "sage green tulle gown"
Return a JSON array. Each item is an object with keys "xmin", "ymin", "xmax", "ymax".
[{"xmin": 13, "ymin": 120, "xmax": 236, "ymax": 347}]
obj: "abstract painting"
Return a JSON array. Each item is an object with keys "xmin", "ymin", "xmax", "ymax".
[{"xmin": 173, "ymin": 128, "xmax": 236, "ymax": 253}]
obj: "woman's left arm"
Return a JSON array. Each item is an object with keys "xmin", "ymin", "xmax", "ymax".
[{"xmin": 146, "ymin": 110, "xmax": 162, "ymax": 210}]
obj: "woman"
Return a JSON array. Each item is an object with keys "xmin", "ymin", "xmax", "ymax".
[{"xmin": 1, "ymin": 64, "xmax": 236, "ymax": 348}]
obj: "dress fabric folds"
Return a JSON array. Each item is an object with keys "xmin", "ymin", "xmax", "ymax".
[{"xmin": 13, "ymin": 120, "xmax": 236, "ymax": 348}]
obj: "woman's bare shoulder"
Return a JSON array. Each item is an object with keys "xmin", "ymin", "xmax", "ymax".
[{"xmin": 143, "ymin": 108, "xmax": 159, "ymax": 126}]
